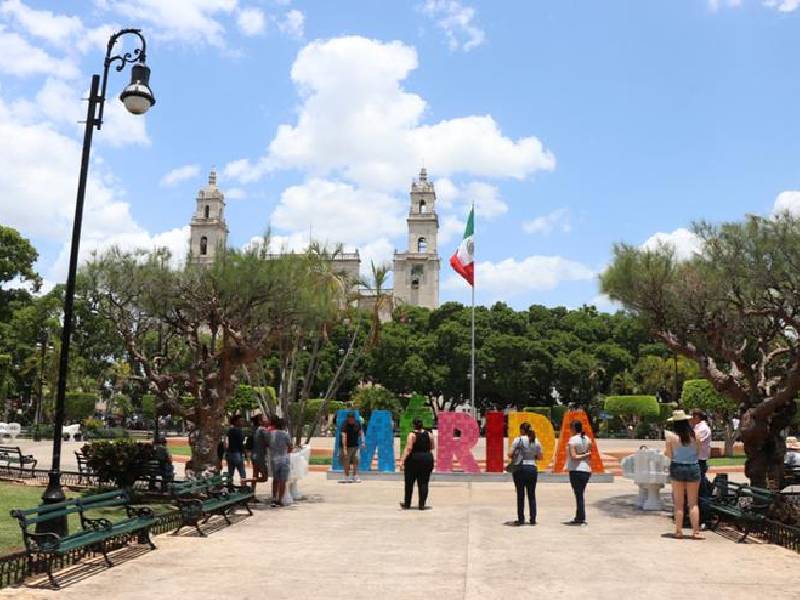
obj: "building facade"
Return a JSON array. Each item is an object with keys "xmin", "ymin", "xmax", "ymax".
[{"xmin": 188, "ymin": 167, "xmax": 440, "ymax": 311}]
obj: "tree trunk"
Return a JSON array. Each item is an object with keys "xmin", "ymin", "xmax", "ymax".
[
  {"xmin": 722, "ymin": 418, "xmax": 736, "ymax": 458},
  {"xmin": 191, "ymin": 404, "xmax": 225, "ymax": 473},
  {"xmin": 740, "ymin": 403, "xmax": 793, "ymax": 489}
]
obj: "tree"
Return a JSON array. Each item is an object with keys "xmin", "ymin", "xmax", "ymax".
[
  {"xmin": 601, "ymin": 214, "xmax": 800, "ymax": 487},
  {"xmin": 604, "ymin": 395, "xmax": 660, "ymax": 437},
  {"xmin": 0, "ymin": 225, "xmax": 40, "ymax": 321},
  {"xmin": 682, "ymin": 379, "xmax": 738, "ymax": 456},
  {"xmin": 65, "ymin": 392, "xmax": 97, "ymax": 422},
  {"xmin": 351, "ymin": 385, "xmax": 401, "ymax": 420}
]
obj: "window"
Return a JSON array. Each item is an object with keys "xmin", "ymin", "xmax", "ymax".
[
  {"xmin": 200, "ymin": 236, "xmax": 208, "ymax": 255},
  {"xmin": 411, "ymin": 264, "xmax": 423, "ymax": 289},
  {"xmin": 419, "ymin": 199, "xmax": 427, "ymax": 213},
  {"xmin": 204, "ymin": 205, "xmax": 210, "ymax": 219},
  {"xmin": 417, "ymin": 237, "xmax": 428, "ymax": 253}
]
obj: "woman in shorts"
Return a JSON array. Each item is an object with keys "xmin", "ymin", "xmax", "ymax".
[{"xmin": 665, "ymin": 410, "xmax": 704, "ymax": 540}]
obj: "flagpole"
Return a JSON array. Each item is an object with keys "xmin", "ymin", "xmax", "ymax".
[{"xmin": 470, "ymin": 202, "xmax": 476, "ymax": 416}]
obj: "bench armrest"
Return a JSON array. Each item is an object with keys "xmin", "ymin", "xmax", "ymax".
[
  {"xmin": 177, "ymin": 497, "xmax": 204, "ymax": 509},
  {"xmin": 125, "ymin": 505, "xmax": 154, "ymax": 519},
  {"xmin": 81, "ymin": 516, "xmax": 113, "ymax": 531},
  {"xmin": 25, "ymin": 531, "xmax": 62, "ymax": 551}
]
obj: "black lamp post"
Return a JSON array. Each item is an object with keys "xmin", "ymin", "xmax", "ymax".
[{"xmin": 39, "ymin": 29, "xmax": 155, "ymax": 536}]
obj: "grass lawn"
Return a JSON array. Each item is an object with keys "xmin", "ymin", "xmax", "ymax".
[
  {"xmin": 310, "ymin": 456, "xmax": 332, "ymax": 465},
  {"xmin": 0, "ymin": 482, "xmax": 174, "ymax": 555},
  {"xmin": 169, "ymin": 445, "xmax": 191, "ymax": 456},
  {"xmin": 709, "ymin": 456, "xmax": 746, "ymax": 466}
]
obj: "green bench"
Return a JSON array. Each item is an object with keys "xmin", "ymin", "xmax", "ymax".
[
  {"xmin": 10, "ymin": 489, "xmax": 157, "ymax": 588},
  {"xmin": 0, "ymin": 445, "xmax": 38, "ymax": 477},
  {"xmin": 169, "ymin": 473, "xmax": 253, "ymax": 536},
  {"xmin": 707, "ymin": 479, "xmax": 775, "ymax": 542}
]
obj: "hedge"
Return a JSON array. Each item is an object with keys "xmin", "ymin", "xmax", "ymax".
[
  {"xmin": 65, "ymin": 392, "xmax": 97, "ymax": 421},
  {"xmin": 604, "ymin": 396, "xmax": 660, "ymax": 419},
  {"xmin": 551, "ymin": 405, "xmax": 567, "ymax": 428}
]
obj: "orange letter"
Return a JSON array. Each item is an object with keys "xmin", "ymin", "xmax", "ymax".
[{"xmin": 553, "ymin": 410, "xmax": 605, "ymax": 473}]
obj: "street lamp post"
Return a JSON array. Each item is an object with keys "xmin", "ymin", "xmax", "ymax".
[{"xmin": 39, "ymin": 29, "xmax": 155, "ymax": 536}]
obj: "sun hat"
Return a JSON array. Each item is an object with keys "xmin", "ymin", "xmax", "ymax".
[
  {"xmin": 667, "ymin": 409, "xmax": 691, "ymax": 422},
  {"xmin": 786, "ymin": 436, "xmax": 800, "ymax": 450}
]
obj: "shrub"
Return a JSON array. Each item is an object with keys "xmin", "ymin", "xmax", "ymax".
[
  {"xmin": 227, "ymin": 385, "xmax": 258, "ymax": 414},
  {"xmin": 65, "ymin": 392, "xmax": 97, "ymax": 421},
  {"xmin": 81, "ymin": 440, "xmax": 156, "ymax": 488},
  {"xmin": 85, "ymin": 427, "xmax": 129, "ymax": 440},
  {"xmin": 523, "ymin": 407, "xmax": 552, "ymax": 420},
  {"xmin": 141, "ymin": 394, "xmax": 156, "ymax": 420},
  {"xmin": 288, "ymin": 399, "xmax": 346, "ymax": 426},
  {"xmin": 351, "ymin": 386, "xmax": 401, "ymax": 420},
  {"xmin": 551, "ymin": 405, "xmax": 567, "ymax": 429},
  {"xmin": 604, "ymin": 395, "xmax": 660, "ymax": 437}
]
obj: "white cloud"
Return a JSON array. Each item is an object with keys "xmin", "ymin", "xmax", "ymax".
[
  {"xmin": 278, "ymin": 9, "xmax": 304, "ymax": 39},
  {"xmin": 421, "ymin": 0, "xmax": 485, "ymax": 52},
  {"xmin": 99, "ymin": 0, "xmax": 237, "ymax": 46},
  {"xmin": 0, "ymin": 26, "xmax": 80, "ymax": 78},
  {"xmin": 771, "ymin": 190, "xmax": 800, "ymax": 216},
  {"xmin": 522, "ymin": 208, "xmax": 572, "ymax": 235},
  {"xmin": 237, "ymin": 6, "xmax": 266, "ymax": 36},
  {"xmin": 225, "ymin": 186, "xmax": 247, "ymax": 199},
  {"xmin": 431, "ymin": 178, "xmax": 506, "ymax": 218},
  {"xmin": 439, "ymin": 214, "xmax": 465, "ymax": 245},
  {"xmin": 160, "ymin": 164, "xmax": 201, "ymax": 187},
  {"xmin": 763, "ymin": 0, "xmax": 800, "ymax": 12},
  {"xmin": 0, "ymin": 0, "xmax": 84, "ymax": 45},
  {"xmin": 708, "ymin": 0, "xmax": 743, "ymax": 11},
  {"xmin": 589, "ymin": 293, "xmax": 620, "ymax": 314},
  {"xmin": 271, "ymin": 178, "xmax": 406, "ymax": 248},
  {"xmin": 444, "ymin": 255, "xmax": 595, "ymax": 299},
  {"xmin": 640, "ymin": 227, "xmax": 703, "ymax": 261},
  {"xmin": 227, "ymin": 36, "xmax": 554, "ymax": 190}
]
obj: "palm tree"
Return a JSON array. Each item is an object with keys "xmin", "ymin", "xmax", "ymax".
[{"xmin": 360, "ymin": 261, "xmax": 392, "ymax": 348}]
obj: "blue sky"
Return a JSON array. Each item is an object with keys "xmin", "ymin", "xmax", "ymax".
[{"xmin": 1, "ymin": 0, "xmax": 799, "ymax": 310}]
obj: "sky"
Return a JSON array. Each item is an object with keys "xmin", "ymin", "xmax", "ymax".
[{"xmin": 1, "ymin": 0, "xmax": 799, "ymax": 311}]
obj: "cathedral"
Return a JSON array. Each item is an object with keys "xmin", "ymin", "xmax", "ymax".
[{"xmin": 188, "ymin": 168, "xmax": 441, "ymax": 311}]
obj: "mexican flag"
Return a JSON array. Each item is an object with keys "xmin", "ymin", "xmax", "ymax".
[{"xmin": 450, "ymin": 207, "xmax": 474, "ymax": 286}]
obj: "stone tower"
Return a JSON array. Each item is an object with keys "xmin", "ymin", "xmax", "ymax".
[
  {"xmin": 393, "ymin": 168, "xmax": 440, "ymax": 308},
  {"xmin": 189, "ymin": 168, "xmax": 229, "ymax": 265}
]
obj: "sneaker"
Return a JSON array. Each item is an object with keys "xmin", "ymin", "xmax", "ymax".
[{"xmin": 353, "ymin": 476, "xmax": 361, "ymax": 483}]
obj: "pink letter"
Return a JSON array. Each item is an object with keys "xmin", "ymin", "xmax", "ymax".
[{"xmin": 436, "ymin": 412, "xmax": 480, "ymax": 473}]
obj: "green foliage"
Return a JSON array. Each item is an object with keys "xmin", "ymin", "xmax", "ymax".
[
  {"xmin": 85, "ymin": 427, "xmax": 129, "ymax": 440},
  {"xmin": 64, "ymin": 391, "xmax": 97, "ymax": 421},
  {"xmin": 84, "ymin": 417, "xmax": 104, "ymax": 433},
  {"xmin": 107, "ymin": 393, "xmax": 132, "ymax": 416},
  {"xmin": 288, "ymin": 399, "xmax": 346, "ymax": 426},
  {"xmin": 253, "ymin": 386, "xmax": 276, "ymax": 405},
  {"xmin": 81, "ymin": 440, "xmax": 156, "ymax": 488},
  {"xmin": 399, "ymin": 394, "xmax": 435, "ymax": 454},
  {"xmin": 227, "ymin": 384, "xmax": 259, "ymax": 414},
  {"xmin": 604, "ymin": 396, "xmax": 660, "ymax": 419},
  {"xmin": 523, "ymin": 407, "xmax": 552, "ymax": 420},
  {"xmin": 682, "ymin": 379, "xmax": 737, "ymax": 416},
  {"xmin": 551, "ymin": 405, "xmax": 567, "ymax": 429},
  {"xmin": 141, "ymin": 394, "xmax": 156, "ymax": 420},
  {"xmin": 351, "ymin": 386, "xmax": 401, "ymax": 420}
]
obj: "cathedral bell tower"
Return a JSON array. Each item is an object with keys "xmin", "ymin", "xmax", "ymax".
[
  {"xmin": 392, "ymin": 168, "xmax": 440, "ymax": 308},
  {"xmin": 189, "ymin": 168, "xmax": 229, "ymax": 265}
]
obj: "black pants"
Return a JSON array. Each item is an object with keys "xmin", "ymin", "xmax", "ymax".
[
  {"xmin": 404, "ymin": 452, "xmax": 434, "ymax": 508},
  {"xmin": 698, "ymin": 459, "xmax": 711, "ymax": 498},
  {"xmin": 569, "ymin": 471, "xmax": 591, "ymax": 523},
  {"xmin": 513, "ymin": 465, "xmax": 538, "ymax": 523}
]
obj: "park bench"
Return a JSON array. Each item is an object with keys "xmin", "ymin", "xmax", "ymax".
[
  {"xmin": 169, "ymin": 473, "xmax": 253, "ymax": 536},
  {"xmin": 136, "ymin": 458, "xmax": 174, "ymax": 493},
  {"xmin": 707, "ymin": 479, "xmax": 775, "ymax": 542},
  {"xmin": 784, "ymin": 464, "xmax": 800, "ymax": 487},
  {"xmin": 75, "ymin": 451, "xmax": 95, "ymax": 484},
  {"xmin": 0, "ymin": 445, "xmax": 38, "ymax": 477},
  {"xmin": 10, "ymin": 489, "xmax": 157, "ymax": 588}
]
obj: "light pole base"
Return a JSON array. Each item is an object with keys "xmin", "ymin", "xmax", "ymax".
[{"xmin": 35, "ymin": 471, "xmax": 68, "ymax": 537}]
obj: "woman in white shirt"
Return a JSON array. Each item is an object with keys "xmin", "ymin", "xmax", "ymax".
[
  {"xmin": 566, "ymin": 421, "xmax": 592, "ymax": 526},
  {"xmin": 508, "ymin": 422, "xmax": 543, "ymax": 526}
]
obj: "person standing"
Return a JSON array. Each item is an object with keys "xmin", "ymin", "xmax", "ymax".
[
  {"xmin": 267, "ymin": 417, "xmax": 293, "ymax": 507},
  {"xmin": 690, "ymin": 409, "xmax": 712, "ymax": 497},
  {"xmin": 508, "ymin": 423, "xmax": 543, "ymax": 526},
  {"xmin": 250, "ymin": 414, "xmax": 270, "ymax": 497},
  {"xmin": 340, "ymin": 412, "xmax": 366, "ymax": 483},
  {"xmin": 665, "ymin": 410, "xmax": 703, "ymax": 539},
  {"xmin": 565, "ymin": 421, "xmax": 592, "ymax": 526},
  {"xmin": 225, "ymin": 415, "xmax": 247, "ymax": 484},
  {"xmin": 400, "ymin": 418, "xmax": 435, "ymax": 510}
]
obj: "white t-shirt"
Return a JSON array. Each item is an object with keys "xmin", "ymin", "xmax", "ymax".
[{"xmin": 567, "ymin": 434, "xmax": 592, "ymax": 473}]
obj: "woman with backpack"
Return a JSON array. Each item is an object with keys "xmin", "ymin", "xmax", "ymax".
[{"xmin": 508, "ymin": 422, "xmax": 543, "ymax": 526}]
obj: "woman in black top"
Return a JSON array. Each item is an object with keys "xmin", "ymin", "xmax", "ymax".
[{"xmin": 400, "ymin": 419, "xmax": 436, "ymax": 510}]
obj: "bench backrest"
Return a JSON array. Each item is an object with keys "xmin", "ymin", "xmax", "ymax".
[
  {"xmin": 10, "ymin": 498, "xmax": 83, "ymax": 529},
  {"xmin": 170, "ymin": 474, "xmax": 225, "ymax": 496},
  {"xmin": 78, "ymin": 489, "xmax": 131, "ymax": 512},
  {"xmin": 0, "ymin": 446, "xmax": 23, "ymax": 460}
]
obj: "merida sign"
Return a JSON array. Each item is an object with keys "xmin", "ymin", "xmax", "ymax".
[{"xmin": 332, "ymin": 406, "xmax": 605, "ymax": 474}]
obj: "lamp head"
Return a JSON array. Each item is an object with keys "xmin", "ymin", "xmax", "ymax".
[{"xmin": 120, "ymin": 62, "xmax": 155, "ymax": 115}]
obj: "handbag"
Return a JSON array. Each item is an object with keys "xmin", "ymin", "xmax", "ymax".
[{"xmin": 505, "ymin": 438, "xmax": 523, "ymax": 473}]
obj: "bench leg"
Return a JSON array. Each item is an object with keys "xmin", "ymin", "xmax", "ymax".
[
  {"xmin": 708, "ymin": 514, "xmax": 722, "ymax": 532},
  {"xmin": 100, "ymin": 541, "xmax": 114, "ymax": 567},
  {"xmin": 46, "ymin": 557, "xmax": 60, "ymax": 589},
  {"xmin": 222, "ymin": 509, "xmax": 232, "ymax": 525},
  {"xmin": 243, "ymin": 500, "xmax": 253, "ymax": 516},
  {"xmin": 194, "ymin": 521, "xmax": 207, "ymax": 537},
  {"xmin": 171, "ymin": 523, "xmax": 184, "ymax": 535},
  {"xmin": 737, "ymin": 523, "xmax": 751, "ymax": 543},
  {"xmin": 142, "ymin": 528, "xmax": 156, "ymax": 550}
]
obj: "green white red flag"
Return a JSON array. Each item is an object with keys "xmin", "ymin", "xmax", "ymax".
[{"xmin": 450, "ymin": 207, "xmax": 474, "ymax": 286}]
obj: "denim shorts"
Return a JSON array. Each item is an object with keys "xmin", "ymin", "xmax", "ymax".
[{"xmin": 670, "ymin": 462, "xmax": 701, "ymax": 482}]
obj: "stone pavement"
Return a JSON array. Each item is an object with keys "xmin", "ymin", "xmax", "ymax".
[{"xmin": 2, "ymin": 472, "xmax": 797, "ymax": 600}]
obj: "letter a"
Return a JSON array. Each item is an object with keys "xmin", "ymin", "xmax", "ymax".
[{"xmin": 553, "ymin": 410, "xmax": 605, "ymax": 473}]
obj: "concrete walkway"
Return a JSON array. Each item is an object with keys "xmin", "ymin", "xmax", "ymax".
[{"xmin": 2, "ymin": 473, "xmax": 797, "ymax": 600}]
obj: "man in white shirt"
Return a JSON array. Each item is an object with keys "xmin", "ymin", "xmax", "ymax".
[{"xmin": 690, "ymin": 409, "xmax": 712, "ymax": 496}]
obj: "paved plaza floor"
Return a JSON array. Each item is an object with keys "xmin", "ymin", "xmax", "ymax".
[{"xmin": 2, "ymin": 471, "xmax": 797, "ymax": 600}]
